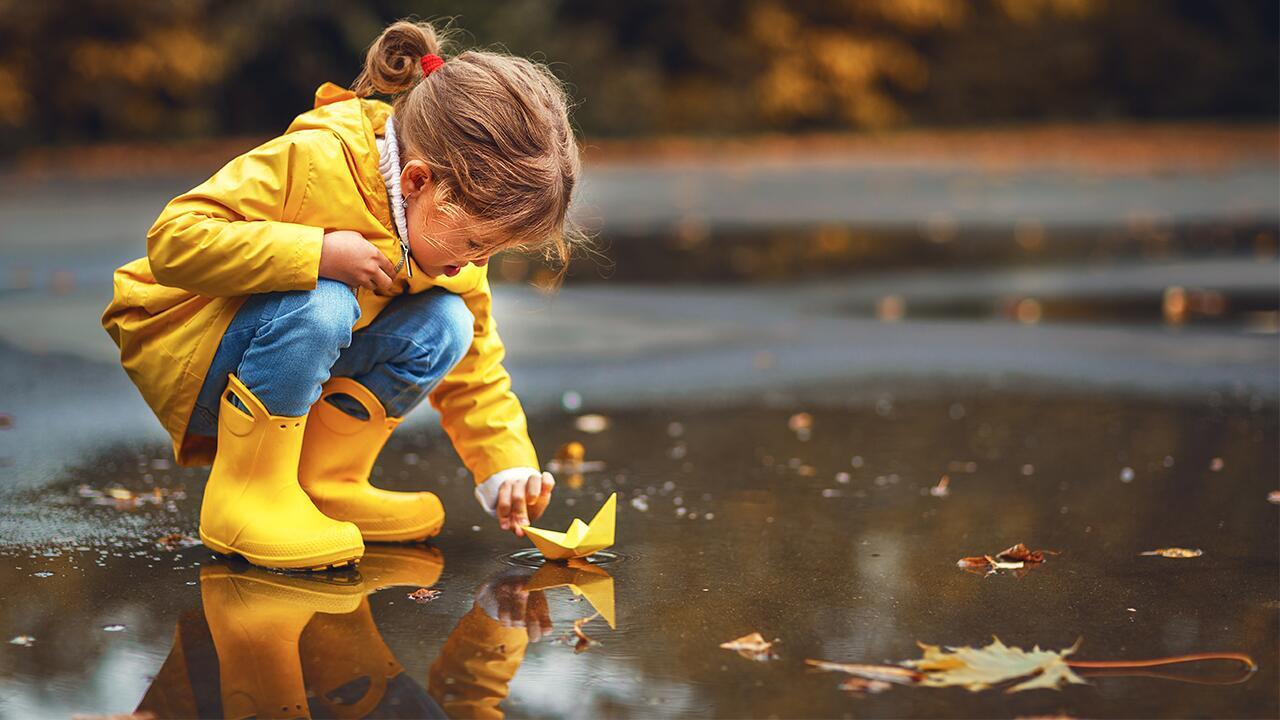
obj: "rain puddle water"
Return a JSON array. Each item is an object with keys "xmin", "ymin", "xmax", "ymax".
[{"xmin": 0, "ymin": 385, "xmax": 1276, "ymax": 718}]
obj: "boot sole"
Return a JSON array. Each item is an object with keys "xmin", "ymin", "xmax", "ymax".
[{"xmin": 200, "ymin": 529, "xmax": 364, "ymax": 572}]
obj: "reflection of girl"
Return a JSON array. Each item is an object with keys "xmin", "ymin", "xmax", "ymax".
[
  {"xmin": 103, "ymin": 19, "xmax": 578, "ymax": 570},
  {"xmin": 135, "ymin": 554, "xmax": 543, "ymax": 720}
]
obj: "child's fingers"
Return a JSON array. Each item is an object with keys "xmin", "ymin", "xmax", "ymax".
[
  {"xmin": 375, "ymin": 249, "xmax": 397, "ymax": 278},
  {"xmin": 371, "ymin": 265, "xmax": 396, "ymax": 293},
  {"xmin": 496, "ymin": 481, "xmax": 513, "ymax": 530},
  {"xmin": 528, "ymin": 472, "xmax": 555, "ymax": 521},
  {"xmin": 511, "ymin": 480, "xmax": 529, "ymax": 536}
]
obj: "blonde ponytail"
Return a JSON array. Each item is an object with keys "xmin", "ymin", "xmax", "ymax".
[{"xmin": 352, "ymin": 20, "xmax": 449, "ymax": 97}]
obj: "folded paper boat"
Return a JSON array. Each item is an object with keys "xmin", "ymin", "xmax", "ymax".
[{"xmin": 523, "ymin": 493, "xmax": 616, "ymax": 560}]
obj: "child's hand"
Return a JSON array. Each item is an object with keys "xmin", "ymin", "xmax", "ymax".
[
  {"xmin": 319, "ymin": 230, "xmax": 397, "ymax": 293},
  {"xmin": 495, "ymin": 471, "xmax": 555, "ymax": 537}
]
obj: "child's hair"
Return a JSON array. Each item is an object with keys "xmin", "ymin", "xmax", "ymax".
[{"xmin": 352, "ymin": 19, "xmax": 582, "ymax": 274}]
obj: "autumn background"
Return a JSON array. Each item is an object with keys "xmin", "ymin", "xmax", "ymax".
[{"xmin": 0, "ymin": 1, "xmax": 1277, "ymax": 718}]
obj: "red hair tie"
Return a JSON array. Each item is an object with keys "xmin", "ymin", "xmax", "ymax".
[{"xmin": 420, "ymin": 54, "xmax": 444, "ymax": 77}]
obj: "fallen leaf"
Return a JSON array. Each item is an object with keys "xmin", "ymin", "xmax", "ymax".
[
  {"xmin": 546, "ymin": 441, "xmax": 606, "ymax": 474},
  {"xmin": 1139, "ymin": 548, "xmax": 1202, "ymax": 558},
  {"xmin": 839, "ymin": 676, "xmax": 894, "ymax": 695},
  {"xmin": 556, "ymin": 441, "xmax": 586, "ymax": 462},
  {"xmin": 904, "ymin": 637, "xmax": 1087, "ymax": 692},
  {"xmin": 995, "ymin": 543, "xmax": 1049, "ymax": 563},
  {"xmin": 930, "ymin": 475, "xmax": 950, "ymax": 497},
  {"xmin": 155, "ymin": 533, "xmax": 200, "ymax": 550},
  {"xmin": 805, "ymin": 659, "xmax": 921, "ymax": 684},
  {"xmin": 957, "ymin": 544, "xmax": 1054, "ymax": 575},
  {"xmin": 810, "ymin": 640, "xmax": 1254, "ymax": 695},
  {"xmin": 407, "ymin": 588, "xmax": 442, "ymax": 603},
  {"xmin": 720, "ymin": 631, "xmax": 778, "ymax": 661}
]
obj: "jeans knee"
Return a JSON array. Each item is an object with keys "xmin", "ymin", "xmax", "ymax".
[
  {"xmin": 432, "ymin": 292, "xmax": 475, "ymax": 369},
  {"xmin": 280, "ymin": 279, "xmax": 360, "ymax": 349}
]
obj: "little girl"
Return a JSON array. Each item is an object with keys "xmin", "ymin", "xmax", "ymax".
[{"xmin": 102, "ymin": 20, "xmax": 579, "ymax": 571}]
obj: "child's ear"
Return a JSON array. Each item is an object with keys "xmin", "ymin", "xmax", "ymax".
[{"xmin": 400, "ymin": 160, "xmax": 434, "ymax": 199}]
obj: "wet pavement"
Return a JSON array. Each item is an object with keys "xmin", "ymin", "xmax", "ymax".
[
  {"xmin": 1, "ymin": 145, "xmax": 1278, "ymax": 717},
  {"xmin": 1, "ymin": 391, "xmax": 1276, "ymax": 718}
]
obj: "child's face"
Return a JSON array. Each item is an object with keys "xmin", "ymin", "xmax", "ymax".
[{"xmin": 402, "ymin": 161, "xmax": 502, "ymax": 278}]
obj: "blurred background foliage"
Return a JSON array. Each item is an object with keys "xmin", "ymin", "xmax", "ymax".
[{"xmin": 0, "ymin": 0, "xmax": 1275, "ymax": 156}]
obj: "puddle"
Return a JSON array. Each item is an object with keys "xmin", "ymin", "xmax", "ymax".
[
  {"xmin": 504, "ymin": 548, "xmax": 624, "ymax": 568},
  {"xmin": 516, "ymin": 221, "xmax": 1279, "ymax": 284},
  {"xmin": 0, "ymin": 385, "xmax": 1276, "ymax": 717}
]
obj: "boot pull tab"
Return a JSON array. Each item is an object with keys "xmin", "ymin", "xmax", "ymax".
[{"xmin": 316, "ymin": 377, "xmax": 386, "ymax": 435}]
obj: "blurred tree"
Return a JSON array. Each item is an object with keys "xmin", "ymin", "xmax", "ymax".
[{"xmin": 0, "ymin": 0, "xmax": 1274, "ymax": 155}]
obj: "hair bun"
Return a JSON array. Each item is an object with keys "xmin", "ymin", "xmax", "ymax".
[{"xmin": 353, "ymin": 20, "xmax": 447, "ymax": 96}]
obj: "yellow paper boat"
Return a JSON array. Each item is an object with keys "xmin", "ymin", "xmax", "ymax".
[
  {"xmin": 523, "ymin": 493, "xmax": 616, "ymax": 560},
  {"xmin": 527, "ymin": 559, "xmax": 616, "ymax": 628}
]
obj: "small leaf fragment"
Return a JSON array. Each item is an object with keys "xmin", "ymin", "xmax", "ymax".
[
  {"xmin": 407, "ymin": 588, "xmax": 442, "ymax": 603},
  {"xmin": 720, "ymin": 631, "xmax": 778, "ymax": 661},
  {"xmin": 839, "ymin": 676, "xmax": 894, "ymax": 695},
  {"xmin": 571, "ymin": 613, "xmax": 599, "ymax": 653},
  {"xmin": 1139, "ymin": 548, "xmax": 1202, "ymax": 558}
]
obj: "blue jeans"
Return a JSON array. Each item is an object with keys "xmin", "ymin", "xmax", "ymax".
[{"xmin": 188, "ymin": 279, "xmax": 474, "ymax": 434}]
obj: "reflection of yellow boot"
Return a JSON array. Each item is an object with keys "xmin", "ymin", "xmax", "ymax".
[
  {"xmin": 298, "ymin": 377, "xmax": 444, "ymax": 542},
  {"xmin": 200, "ymin": 374, "xmax": 365, "ymax": 571},
  {"xmin": 357, "ymin": 544, "xmax": 445, "ymax": 591},
  {"xmin": 300, "ymin": 546, "xmax": 446, "ymax": 719},
  {"xmin": 200, "ymin": 562, "xmax": 363, "ymax": 720}
]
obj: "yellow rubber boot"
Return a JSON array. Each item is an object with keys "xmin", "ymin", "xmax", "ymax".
[
  {"xmin": 298, "ymin": 377, "xmax": 444, "ymax": 542},
  {"xmin": 200, "ymin": 373, "xmax": 365, "ymax": 571},
  {"xmin": 200, "ymin": 562, "xmax": 363, "ymax": 720}
]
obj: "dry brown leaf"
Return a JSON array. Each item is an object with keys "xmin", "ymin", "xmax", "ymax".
[
  {"xmin": 407, "ymin": 588, "xmax": 442, "ymax": 603},
  {"xmin": 958, "ymin": 543, "xmax": 1055, "ymax": 575},
  {"xmin": 905, "ymin": 637, "xmax": 1087, "ymax": 693},
  {"xmin": 155, "ymin": 533, "xmax": 200, "ymax": 550},
  {"xmin": 1139, "ymin": 548, "xmax": 1202, "ymax": 558},
  {"xmin": 720, "ymin": 631, "xmax": 778, "ymax": 661},
  {"xmin": 995, "ymin": 543, "xmax": 1051, "ymax": 563},
  {"xmin": 930, "ymin": 475, "xmax": 950, "ymax": 497}
]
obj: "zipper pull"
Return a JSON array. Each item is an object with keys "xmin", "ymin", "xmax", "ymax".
[{"xmin": 402, "ymin": 238, "xmax": 413, "ymax": 278}]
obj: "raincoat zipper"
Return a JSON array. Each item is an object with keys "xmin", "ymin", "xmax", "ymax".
[{"xmin": 396, "ymin": 236, "xmax": 412, "ymax": 278}]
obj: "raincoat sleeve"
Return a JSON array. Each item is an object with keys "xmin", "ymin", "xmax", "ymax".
[
  {"xmin": 429, "ymin": 270, "xmax": 540, "ymax": 482},
  {"xmin": 145, "ymin": 133, "xmax": 325, "ymax": 297},
  {"xmin": 427, "ymin": 605, "xmax": 529, "ymax": 719}
]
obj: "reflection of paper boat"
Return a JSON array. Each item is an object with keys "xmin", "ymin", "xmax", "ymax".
[
  {"xmin": 527, "ymin": 559, "xmax": 616, "ymax": 628},
  {"xmin": 524, "ymin": 493, "xmax": 616, "ymax": 561}
]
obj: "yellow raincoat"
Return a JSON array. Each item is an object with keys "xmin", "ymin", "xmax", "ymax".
[{"xmin": 102, "ymin": 83, "xmax": 538, "ymax": 482}]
